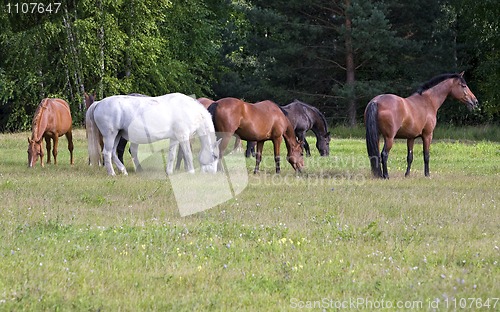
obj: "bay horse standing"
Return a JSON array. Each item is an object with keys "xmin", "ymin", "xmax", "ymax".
[
  {"xmin": 281, "ymin": 100, "xmax": 331, "ymax": 156},
  {"xmin": 209, "ymin": 97, "xmax": 304, "ymax": 174},
  {"xmin": 28, "ymin": 98, "xmax": 74, "ymax": 167},
  {"xmin": 364, "ymin": 72, "xmax": 478, "ymax": 178}
]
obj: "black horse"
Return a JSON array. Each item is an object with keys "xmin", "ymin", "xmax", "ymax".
[
  {"xmin": 282, "ymin": 100, "xmax": 331, "ymax": 156},
  {"xmin": 247, "ymin": 100, "xmax": 331, "ymax": 157}
]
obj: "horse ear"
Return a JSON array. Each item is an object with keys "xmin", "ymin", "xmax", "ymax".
[
  {"xmin": 215, "ymin": 138, "xmax": 222, "ymax": 147},
  {"xmin": 459, "ymin": 71, "xmax": 465, "ymax": 77}
]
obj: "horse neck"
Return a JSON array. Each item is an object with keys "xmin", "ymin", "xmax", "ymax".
[
  {"xmin": 196, "ymin": 113, "xmax": 215, "ymax": 151},
  {"xmin": 31, "ymin": 101, "xmax": 49, "ymax": 142},
  {"xmin": 283, "ymin": 121, "xmax": 299, "ymax": 154},
  {"xmin": 422, "ymin": 79, "xmax": 456, "ymax": 112},
  {"xmin": 310, "ymin": 112, "xmax": 328, "ymax": 137}
]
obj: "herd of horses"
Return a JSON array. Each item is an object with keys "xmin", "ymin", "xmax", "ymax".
[{"xmin": 27, "ymin": 72, "xmax": 478, "ymax": 179}]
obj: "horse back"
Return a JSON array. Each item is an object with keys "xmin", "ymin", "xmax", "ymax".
[
  {"xmin": 251, "ymin": 100, "xmax": 293, "ymax": 135},
  {"xmin": 371, "ymin": 94, "xmax": 430, "ymax": 138},
  {"xmin": 211, "ymin": 97, "xmax": 247, "ymax": 132},
  {"xmin": 32, "ymin": 98, "xmax": 72, "ymax": 139},
  {"xmin": 49, "ymin": 98, "xmax": 72, "ymax": 132},
  {"xmin": 282, "ymin": 101, "xmax": 314, "ymax": 131}
]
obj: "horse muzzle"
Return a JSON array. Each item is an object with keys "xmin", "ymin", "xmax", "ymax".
[{"xmin": 466, "ymin": 99, "xmax": 478, "ymax": 111}]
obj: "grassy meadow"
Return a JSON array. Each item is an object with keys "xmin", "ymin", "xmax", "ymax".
[{"xmin": 0, "ymin": 128, "xmax": 499, "ymax": 310}]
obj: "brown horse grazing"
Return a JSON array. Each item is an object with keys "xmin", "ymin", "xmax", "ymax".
[
  {"xmin": 364, "ymin": 72, "xmax": 478, "ymax": 179},
  {"xmin": 28, "ymin": 98, "xmax": 74, "ymax": 167},
  {"xmin": 208, "ymin": 97, "xmax": 304, "ymax": 173},
  {"xmin": 198, "ymin": 97, "xmax": 248, "ymax": 154}
]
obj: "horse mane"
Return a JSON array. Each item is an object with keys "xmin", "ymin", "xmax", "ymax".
[
  {"xmin": 416, "ymin": 73, "xmax": 466, "ymax": 95},
  {"xmin": 292, "ymin": 99, "xmax": 329, "ymax": 133},
  {"xmin": 31, "ymin": 99, "xmax": 49, "ymax": 141}
]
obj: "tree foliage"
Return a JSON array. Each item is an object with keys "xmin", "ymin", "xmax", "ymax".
[{"xmin": 0, "ymin": 0, "xmax": 498, "ymax": 131}]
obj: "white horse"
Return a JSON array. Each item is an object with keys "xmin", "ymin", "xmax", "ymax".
[{"xmin": 86, "ymin": 93, "xmax": 221, "ymax": 176}]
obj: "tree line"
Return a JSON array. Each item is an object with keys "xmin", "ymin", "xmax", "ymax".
[{"xmin": 0, "ymin": 0, "xmax": 498, "ymax": 132}]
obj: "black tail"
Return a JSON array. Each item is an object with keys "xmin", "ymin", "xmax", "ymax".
[
  {"xmin": 207, "ymin": 102, "xmax": 218, "ymax": 125},
  {"xmin": 365, "ymin": 101, "xmax": 382, "ymax": 177}
]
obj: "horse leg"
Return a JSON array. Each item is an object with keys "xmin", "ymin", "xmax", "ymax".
[
  {"xmin": 102, "ymin": 138, "xmax": 117, "ymax": 176},
  {"xmin": 129, "ymin": 143, "xmax": 142, "ymax": 172},
  {"xmin": 423, "ymin": 134, "xmax": 433, "ymax": 177},
  {"xmin": 39, "ymin": 139, "xmax": 45, "ymax": 167},
  {"xmin": 52, "ymin": 135, "xmax": 59, "ymax": 165},
  {"xmin": 66, "ymin": 131, "xmax": 74, "ymax": 165},
  {"xmin": 245, "ymin": 141, "xmax": 256, "ymax": 158},
  {"xmin": 381, "ymin": 137, "xmax": 393, "ymax": 179},
  {"xmin": 116, "ymin": 137, "xmax": 127, "ymax": 165},
  {"xmin": 112, "ymin": 136, "xmax": 127, "ymax": 175},
  {"xmin": 304, "ymin": 138, "xmax": 311, "ymax": 157},
  {"xmin": 44, "ymin": 136, "xmax": 52, "ymax": 164},
  {"xmin": 180, "ymin": 140, "xmax": 195, "ymax": 173},
  {"xmin": 296, "ymin": 131, "xmax": 309, "ymax": 157},
  {"xmin": 217, "ymin": 133, "xmax": 233, "ymax": 171},
  {"xmin": 299, "ymin": 132, "xmax": 311, "ymax": 157},
  {"xmin": 167, "ymin": 140, "xmax": 179, "ymax": 174},
  {"xmin": 253, "ymin": 141, "xmax": 265, "ymax": 174},
  {"xmin": 404, "ymin": 138, "xmax": 415, "ymax": 177},
  {"xmin": 273, "ymin": 137, "xmax": 283, "ymax": 174},
  {"xmin": 233, "ymin": 137, "xmax": 242, "ymax": 153},
  {"xmin": 175, "ymin": 147, "xmax": 184, "ymax": 170}
]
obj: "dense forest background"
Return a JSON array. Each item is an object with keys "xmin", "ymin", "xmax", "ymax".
[{"xmin": 0, "ymin": 0, "xmax": 498, "ymax": 132}]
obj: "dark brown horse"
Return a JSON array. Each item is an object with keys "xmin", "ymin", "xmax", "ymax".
[
  {"xmin": 208, "ymin": 97, "xmax": 304, "ymax": 173},
  {"xmin": 281, "ymin": 100, "xmax": 331, "ymax": 156},
  {"xmin": 364, "ymin": 72, "xmax": 478, "ymax": 178},
  {"xmin": 28, "ymin": 98, "xmax": 74, "ymax": 167}
]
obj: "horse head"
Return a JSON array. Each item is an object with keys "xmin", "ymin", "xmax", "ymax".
[
  {"xmin": 316, "ymin": 132, "xmax": 331, "ymax": 156},
  {"xmin": 451, "ymin": 72, "xmax": 479, "ymax": 111},
  {"xmin": 287, "ymin": 139, "xmax": 304, "ymax": 173},
  {"xmin": 27, "ymin": 138, "xmax": 43, "ymax": 168},
  {"xmin": 199, "ymin": 137, "xmax": 222, "ymax": 173}
]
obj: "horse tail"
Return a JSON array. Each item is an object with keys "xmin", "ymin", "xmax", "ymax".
[
  {"xmin": 207, "ymin": 102, "xmax": 219, "ymax": 125},
  {"xmin": 86, "ymin": 103, "xmax": 102, "ymax": 166},
  {"xmin": 365, "ymin": 101, "xmax": 382, "ymax": 177}
]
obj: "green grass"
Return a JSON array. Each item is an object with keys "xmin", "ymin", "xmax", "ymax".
[
  {"xmin": 332, "ymin": 124, "xmax": 500, "ymax": 142},
  {"xmin": 0, "ymin": 129, "xmax": 499, "ymax": 310}
]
